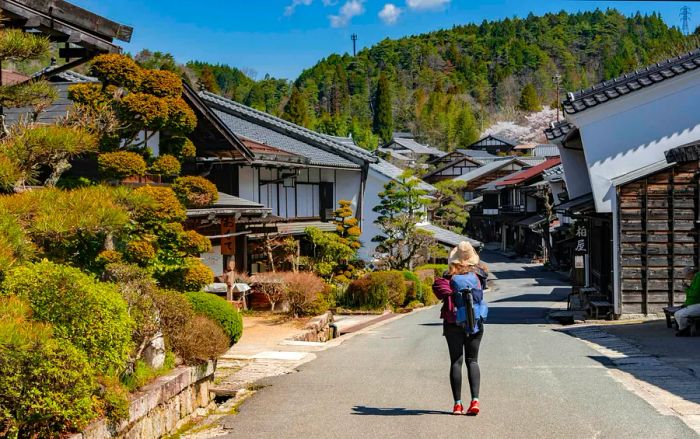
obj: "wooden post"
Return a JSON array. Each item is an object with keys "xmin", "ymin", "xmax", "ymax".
[{"xmin": 642, "ymin": 178, "xmax": 648, "ymax": 315}]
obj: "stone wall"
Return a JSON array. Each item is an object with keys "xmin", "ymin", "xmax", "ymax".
[
  {"xmin": 290, "ymin": 311, "xmax": 334, "ymax": 342},
  {"xmin": 69, "ymin": 361, "xmax": 216, "ymax": 439}
]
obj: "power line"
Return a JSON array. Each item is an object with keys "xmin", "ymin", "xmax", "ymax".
[{"xmin": 681, "ymin": 6, "xmax": 692, "ymax": 36}]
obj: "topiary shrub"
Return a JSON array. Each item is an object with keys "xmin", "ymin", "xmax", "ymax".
[
  {"xmin": 139, "ymin": 69, "xmax": 183, "ymax": 98},
  {"xmin": 181, "ymin": 229, "xmax": 212, "ymax": 255},
  {"xmin": 0, "ymin": 296, "xmax": 98, "ymax": 437},
  {"xmin": 125, "ymin": 239, "xmax": 157, "ymax": 265},
  {"xmin": 164, "ymin": 97, "xmax": 197, "ymax": 134},
  {"xmin": 149, "ymin": 154, "xmax": 181, "ymax": 177},
  {"xmin": 98, "ymin": 151, "xmax": 147, "ymax": 180},
  {"xmin": 118, "ymin": 93, "xmax": 170, "ymax": 131},
  {"xmin": 280, "ymin": 271, "xmax": 327, "ymax": 317},
  {"xmin": 171, "ymin": 176, "xmax": 219, "ymax": 208},
  {"xmin": 1, "ymin": 260, "xmax": 134, "ymax": 375},
  {"xmin": 90, "ymin": 53, "xmax": 143, "ymax": 88},
  {"xmin": 181, "ymin": 257, "xmax": 214, "ymax": 291},
  {"xmin": 184, "ymin": 291, "xmax": 242, "ymax": 344},
  {"xmin": 402, "ymin": 271, "xmax": 423, "ymax": 305},
  {"xmin": 171, "ymin": 315, "xmax": 230, "ymax": 364},
  {"xmin": 132, "ymin": 185, "xmax": 186, "ymax": 223}
]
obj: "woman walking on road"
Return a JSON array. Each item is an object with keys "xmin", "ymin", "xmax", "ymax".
[{"xmin": 433, "ymin": 241, "xmax": 489, "ymax": 416}]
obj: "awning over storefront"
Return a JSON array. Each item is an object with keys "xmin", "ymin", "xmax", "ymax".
[
  {"xmin": 554, "ymin": 192, "xmax": 595, "ymax": 215},
  {"xmin": 516, "ymin": 215, "xmax": 547, "ymax": 229}
]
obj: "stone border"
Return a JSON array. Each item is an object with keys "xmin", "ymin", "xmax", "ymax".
[{"xmin": 69, "ymin": 361, "xmax": 216, "ymax": 439}]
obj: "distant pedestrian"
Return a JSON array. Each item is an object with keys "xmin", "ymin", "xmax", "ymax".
[{"xmin": 433, "ymin": 241, "xmax": 489, "ymax": 416}]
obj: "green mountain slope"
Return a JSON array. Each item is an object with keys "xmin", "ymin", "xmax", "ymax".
[{"xmin": 189, "ymin": 9, "xmax": 695, "ymax": 150}]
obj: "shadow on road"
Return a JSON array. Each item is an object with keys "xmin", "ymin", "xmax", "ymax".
[
  {"xmin": 491, "ymin": 288, "xmax": 570, "ymax": 303},
  {"xmin": 561, "ymin": 324, "xmax": 700, "ymax": 409},
  {"xmin": 351, "ymin": 406, "xmax": 452, "ymax": 416},
  {"xmin": 486, "ymin": 306, "xmax": 549, "ymax": 324},
  {"xmin": 418, "ymin": 323, "xmax": 442, "ymax": 326}
]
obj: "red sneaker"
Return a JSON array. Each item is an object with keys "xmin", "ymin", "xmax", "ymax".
[
  {"xmin": 466, "ymin": 400, "xmax": 480, "ymax": 416},
  {"xmin": 452, "ymin": 403, "xmax": 464, "ymax": 415}
]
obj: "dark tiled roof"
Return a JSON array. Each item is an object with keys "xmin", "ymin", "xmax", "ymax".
[
  {"xmin": 456, "ymin": 149, "xmax": 498, "ymax": 159},
  {"xmin": 544, "ymin": 120, "xmax": 574, "ymax": 141},
  {"xmin": 200, "ymin": 92, "xmax": 375, "ymax": 167},
  {"xmin": 533, "ymin": 144, "xmax": 560, "ymax": 158},
  {"xmin": 369, "ymin": 159, "xmax": 435, "ymax": 192},
  {"xmin": 416, "ymin": 222, "xmax": 483, "ymax": 249},
  {"xmin": 665, "ymin": 140, "xmax": 700, "ymax": 164},
  {"xmin": 562, "ymin": 49, "xmax": 700, "ymax": 115},
  {"xmin": 497, "ymin": 157, "xmax": 561, "ymax": 187}
]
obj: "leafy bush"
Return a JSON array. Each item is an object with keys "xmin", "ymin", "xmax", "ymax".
[
  {"xmin": 185, "ymin": 291, "xmax": 242, "ymax": 344},
  {"xmin": 414, "ymin": 264, "xmax": 448, "ymax": 277},
  {"xmin": 181, "ymin": 229, "xmax": 212, "ymax": 255},
  {"xmin": 172, "ymin": 315, "xmax": 230, "ymax": 364},
  {"xmin": 251, "ymin": 272, "xmax": 287, "ymax": 311},
  {"xmin": 346, "ymin": 271, "xmax": 407, "ymax": 309},
  {"xmin": 172, "ymin": 176, "xmax": 219, "ymax": 208},
  {"xmin": 164, "ymin": 97, "xmax": 197, "ymax": 134},
  {"xmin": 152, "ymin": 289, "xmax": 194, "ymax": 348},
  {"xmin": 0, "ymin": 210, "xmax": 33, "ymax": 275},
  {"xmin": 119, "ymin": 93, "xmax": 170, "ymax": 131},
  {"xmin": 149, "ymin": 154, "xmax": 181, "ymax": 177},
  {"xmin": 0, "ymin": 296, "xmax": 97, "ymax": 437},
  {"xmin": 132, "ymin": 185, "xmax": 186, "ymax": 223},
  {"xmin": 373, "ymin": 271, "xmax": 407, "ymax": 307},
  {"xmin": 402, "ymin": 271, "xmax": 423, "ymax": 305},
  {"xmin": 96, "ymin": 375, "xmax": 130, "ymax": 423},
  {"xmin": 125, "ymin": 239, "xmax": 157, "ymax": 265},
  {"xmin": 2, "ymin": 260, "xmax": 134, "ymax": 375},
  {"xmin": 281, "ymin": 271, "xmax": 327, "ymax": 317},
  {"xmin": 98, "ymin": 151, "xmax": 147, "ymax": 180},
  {"xmin": 159, "ymin": 136, "xmax": 196, "ymax": 160},
  {"xmin": 90, "ymin": 53, "xmax": 143, "ymax": 88},
  {"xmin": 179, "ymin": 257, "xmax": 214, "ymax": 291},
  {"xmin": 139, "ymin": 69, "xmax": 183, "ymax": 98}
]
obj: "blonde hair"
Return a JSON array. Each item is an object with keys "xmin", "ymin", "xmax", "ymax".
[{"xmin": 448, "ymin": 261, "xmax": 477, "ymax": 276}]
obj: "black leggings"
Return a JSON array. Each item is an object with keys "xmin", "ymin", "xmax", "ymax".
[{"xmin": 444, "ymin": 322, "xmax": 483, "ymax": 401}]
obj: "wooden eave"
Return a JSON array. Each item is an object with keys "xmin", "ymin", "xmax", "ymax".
[
  {"xmin": 0, "ymin": 0, "xmax": 131, "ymax": 53},
  {"xmin": 182, "ymin": 81, "xmax": 254, "ymax": 164}
]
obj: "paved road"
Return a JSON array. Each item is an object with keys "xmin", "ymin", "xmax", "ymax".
[{"xmin": 221, "ymin": 252, "xmax": 697, "ymax": 438}]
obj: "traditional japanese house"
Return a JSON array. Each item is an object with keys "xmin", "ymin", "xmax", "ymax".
[
  {"xmin": 421, "ymin": 154, "xmax": 482, "ymax": 184},
  {"xmin": 453, "ymin": 157, "xmax": 529, "ymax": 201},
  {"xmin": 467, "ymin": 134, "xmax": 518, "ymax": 155},
  {"xmin": 378, "ymin": 132, "xmax": 446, "ymax": 168},
  {"xmin": 549, "ymin": 48, "xmax": 700, "ymax": 316}
]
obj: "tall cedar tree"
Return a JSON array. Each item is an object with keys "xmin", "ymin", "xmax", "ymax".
[
  {"xmin": 283, "ymin": 87, "xmax": 310, "ymax": 127},
  {"xmin": 372, "ymin": 171, "xmax": 435, "ymax": 269},
  {"xmin": 518, "ymin": 83, "xmax": 541, "ymax": 112},
  {"xmin": 373, "ymin": 72, "xmax": 394, "ymax": 144}
]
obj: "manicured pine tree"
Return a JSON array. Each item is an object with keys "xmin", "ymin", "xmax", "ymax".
[
  {"xmin": 333, "ymin": 200, "xmax": 361, "ymax": 250},
  {"xmin": 373, "ymin": 71, "xmax": 394, "ymax": 144}
]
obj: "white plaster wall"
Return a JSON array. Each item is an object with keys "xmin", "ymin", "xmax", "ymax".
[
  {"xmin": 358, "ymin": 170, "xmax": 386, "ymax": 261},
  {"xmin": 568, "ymin": 71, "xmax": 700, "ymax": 212},
  {"xmin": 335, "ymin": 169, "xmax": 362, "ymax": 215},
  {"xmin": 557, "ymin": 144, "xmax": 592, "ymax": 199},
  {"xmin": 238, "ymin": 166, "xmax": 258, "ymax": 202}
]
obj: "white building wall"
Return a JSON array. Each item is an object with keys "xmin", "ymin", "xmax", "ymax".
[
  {"xmin": 568, "ymin": 71, "xmax": 700, "ymax": 213},
  {"xmin": 358, "ymin": 170, "xmax": 386, "ymax": 261},
  {"xmin": 335, "ymin": 169, "xmax": 361, "ymax": 215},
  {"xmin": 238, "ymin": 166, "xmax": 258, "ymax": 202}
]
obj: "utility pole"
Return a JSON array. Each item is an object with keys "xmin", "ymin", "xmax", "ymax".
[
  {"xmin": 553, "ymin": 73, "xmax": 562, "ymax": 122},
  {"xmin": 681, "ymin": 6, "xmax": 691, "ymax": 36},
  {"xmin": 351, "ymin": 33, "xmax": 357, "ymax": 57}
]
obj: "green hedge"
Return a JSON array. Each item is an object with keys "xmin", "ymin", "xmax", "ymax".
[
  {"xmin": 0, "ymin": 296, "xmax": 97, "ymax": 437},
  {"xmin": 346, "ymin": 271, "xmax": 407, "ymax": 310},
  {"xmin": 1, "ymin": 260, "xmax": 134, "ymax": 375},
  {"xmin": 414, "ymin": 264, "xmax": 448, "ymax": 277},
  {"xmin": 184, "ymin": 291, "xmax": 243, "ymax": 344}
]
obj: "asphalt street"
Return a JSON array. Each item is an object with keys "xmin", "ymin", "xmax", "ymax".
[{"xmin": 221, "ymin": 252, "xmax": 697, "ymax": 439}]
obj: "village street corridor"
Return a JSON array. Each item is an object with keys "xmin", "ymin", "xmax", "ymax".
[{"xmin": 220, "ymin": 253, "xmax": 697, "ymax": 439}]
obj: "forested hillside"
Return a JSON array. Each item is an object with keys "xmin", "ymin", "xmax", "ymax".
[{"xmin": 182, "ymin": 9, "xmax": 695, "ymax": 150}]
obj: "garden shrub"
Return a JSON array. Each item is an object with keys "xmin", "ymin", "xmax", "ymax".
[
  {"xmin": 132, "ymin": 185, "xmax": 186, "ymax": 223},
  {"xmin": 373, "ymin": 271, "xmax": 408, "ymax": 308},
  {"xmin": 96, "ymin": 375, "xmax": 130, "ymax": 423},
  {"xmin": 281, "ymin": 271, "xmax": 327, "ymax": 317},
  {"xmin": 163, "ymin": 97, "xmax": 197, "ymax": 134},
  {"xmin": 172, "ymin": 315, "xmax": 230, "ymax": 364},
  {"xmin": 251, "ymin": 272, "xmax": 287, "ymax": 312},
  {"xmin": 185, "ymin": 291, "xmax": 242, "ymax": 344},
  {"xmin": 139, "ymin": 69, "xmax": 183, "ymax": 98},
  {"xmin": 160, "ymin": 136, "xmax": 196, "ymax": 160},
  {"xmin": 118, "ymin": 93, "xmax": 170, "ymax": 131},
  {"xmin": 149, "ymin": 154, "xmax": 181, "ymax": 177},
  {"xmin": 98, "ymin": 150, "xmax": 147, "ymax": 180},
  {"xmin": 96, "ymin": 249, "xmax": 122, "ymax": 266},
  {"xmin": 402, "ymin": 271, "xmax": 423, "ymax": 305},
  {"xmin": 90, "ymin": 53, "xmax": 143, "ymax": 89},
  {"xmin": 125, "ymin": 239, "xmax": 157, "ymax": 265},
  {"xmin": 181, "ymin": 229, "xmax": 212, "ymax": 255},
  {"xmin": 0, "ymin": 296, "xmax": 98, "ymax": 437},
  {"xmin": 1, "ymin": 260, "xmax": 134, "ymax": 375},
  {"xmin": 179, "ymin": 257, "xmax": 214, "ymax": 291},
  {"xmin": 152, "ymin": 289, "xmax": 194, "ymax": 348},
  {"xmin": 414, "ymin": 264, "xmax": 448, "ymax": 277},
  {"xmin": 0, "ymin": 210, "xmax": 34, "ymax": 276},
  {"xmin": 172, "ymin": 175, "xmax": 219, "ymax": 208}
]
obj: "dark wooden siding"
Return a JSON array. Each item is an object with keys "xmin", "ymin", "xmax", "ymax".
[{"xmin": 617, "ymin": 161, "xmax": 699, "ymax": 314}]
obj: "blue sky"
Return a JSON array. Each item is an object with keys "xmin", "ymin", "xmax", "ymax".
[{"xmin": 73, "ymin": 1, "xmax": 691, "ymax": 79}]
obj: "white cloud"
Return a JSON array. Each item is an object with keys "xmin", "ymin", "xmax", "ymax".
[
  {"xmin": 379, "ymin": 3, "xmax": 402, "ymax": 25},
  {"xmin": 329, "ymin": 0, "xmax": 365, "ymax": 28},
  {"xmin": 284, "ymin": 0, "xmax": 313, "ymax": 16},
  {"xmin": 406, "ymin": 0, "xmax": 450, "ymax": 11}
]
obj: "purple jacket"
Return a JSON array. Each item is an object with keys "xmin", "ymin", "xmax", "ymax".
[{"xmin": 433, "ymin": 274, "xmax": 482, "ymax": 324}]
